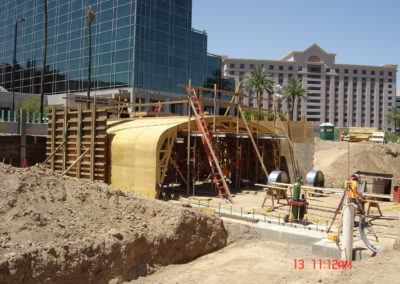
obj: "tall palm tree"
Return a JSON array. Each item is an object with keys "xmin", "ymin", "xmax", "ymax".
[
  {"xmin": 241, "ymin": 66, "xmax": 274, "ymax": 122},
  {"xmin": 282, "ymin": 77, "xmax": 307, "ymax": 120},
  {"xmin": 387, "ymin": 107, "xmax": 400, "ymax": 132}
]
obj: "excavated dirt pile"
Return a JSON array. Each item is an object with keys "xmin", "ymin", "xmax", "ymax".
[
  {"xmin": 0, "ymin": 163, "xmax": 227, "ymax": 283},
  {"xmin": 314, "ymin": 138, "xmax": 400, "ymax": 187}
]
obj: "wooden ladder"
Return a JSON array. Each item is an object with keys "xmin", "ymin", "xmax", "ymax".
[{"xmin": 187, "ymin": 87, "xmax": 232, "ymax": 201}]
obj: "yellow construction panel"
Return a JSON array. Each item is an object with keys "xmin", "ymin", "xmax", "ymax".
[
  {"xmin": 106, "ymin": 116, "xmax": 277, "ymax": 198},
  {"xmin": 107, "ymin": 117, "xmax": 185, "ymax": 198}
]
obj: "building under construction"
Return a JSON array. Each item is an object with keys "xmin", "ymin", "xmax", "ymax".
[{"xmin": 43, "ymin": 85, "xmax": 314, "ymax": 199}]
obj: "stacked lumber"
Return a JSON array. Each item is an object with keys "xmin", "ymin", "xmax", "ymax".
[
  {"xmin": 44, "ymin": 104, "xmax": 108, "ymax": 182},
  {"xmin": 348, "ymin": 127, "xmax": 378, "ymax": 142}
]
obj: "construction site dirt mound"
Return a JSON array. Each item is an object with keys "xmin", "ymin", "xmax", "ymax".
[
  {"xmin": 314, "ymin": 138, "xmax": 400, "ymax": 188},
  {"xmin": 0, "ymin": 163, "xmax": 227, "ymax": 284}
]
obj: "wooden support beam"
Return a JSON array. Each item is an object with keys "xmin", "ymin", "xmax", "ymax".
[
  {"xmin": 213, "ymin": 84, "xmax": 217, "ymax": 133},
  {"xmin": 159, "ymin": 133, "xmax": 176, "ymax": 184},
  {"xmin": 42, "ymin": 140, "xmax": 66, "ymax": 166},
  {"xmin": 106, "ymin": 100, "xmax": 187, "ymax": 108},
  {"xmin": 51, "ymin": 106, "xmax": 56, "ymax": 171},
  {"xmin": 238, "ymin": 105, "xmax": 269, "ymax": 179},
  {"xmin": 62, "ymin": 106, "xmax": 68, "ymax": 172},
  {"xmin": 76, "ymin": 104, "xmax": 82, "ymax": 178},
  {"xmin": 181, "ymin": 97, "xmax": 275, "ymax": 114},
  {"xmin": 178, "ymin": 83, "xmax": 275, "ymax": 101},
  {"xmin": 90, "ymin": 101, "xmax": 96, "ymax": 181},
  {"xmin": 20, "ymin": 110, "xmax": 26, "ymax": 167},
  {"xmin": 62, "ymin": 148, "xmax": 90, "ymax": 176},
  {"xmin": 63, "ymin": 96, "xmax": 187, "ymax": 107},
  {"xmin": 269, "ymin": 182, "xmax": 393, "ymax": 201},
  {"xmin": 170, "ymin": 157, "xmax": 188, "ymax": 187},
  {"xmin": 186, "ymin": 79, "xmax": 191, "ymax": 197}
]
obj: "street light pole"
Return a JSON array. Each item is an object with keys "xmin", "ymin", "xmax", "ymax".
[
  {"xmin": 11, "ymin": 18, "xmax": 25, "ymax": 113},
  {"xmin": 40, "ymin": 0, "xmax": 48, "ymax": 121},
  {"xmin": 86, "ymin": 5, "xmax": 94, "ymax": 109}
]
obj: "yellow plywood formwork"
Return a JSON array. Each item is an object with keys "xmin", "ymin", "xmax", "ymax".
[
  {"xmin": 260, "ymin": 121, "xmax": 315, "ymax": 181},
  {"xmin": 348, "ymin": 127, "xmax": 378, "ymax": 142},
  {"xmin": 106, "ymin": 116, "xmax": 276, "ymax": 198},
  {"xmin": 107, "ymin": 117, "xmax": 180, "ymax": 197},
  {"xmin": 45, "ymin": 104, "xmax": 315, "ymax": 199},
  {"xmin": 44, "ymin": 105, "xmax": 108, "ymax": 182}
]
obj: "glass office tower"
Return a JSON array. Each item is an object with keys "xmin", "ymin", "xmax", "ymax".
[{"xmin": 0, "ymin": 0, "xmax": 221, "ymax": 98}]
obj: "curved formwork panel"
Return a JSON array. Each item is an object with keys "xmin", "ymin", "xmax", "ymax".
[
  {"xmin": 106, "ymin": 116, "xmax": 275, "ymax": 198},
  {"xmin": 107, "ymin": 117, "xmax": 183, "ymax": 198}
]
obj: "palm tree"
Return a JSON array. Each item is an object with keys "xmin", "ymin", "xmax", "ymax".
[
  {"xmin": 387, "ymin": 107, "xmax": 400, "ymax": 132},
  {"xmin": 282, "ymin": 77, "xmax": 307, "ymax": 120},
  {"xmin": 241, "ymin": 66, "xmax": 274, "ymax": 122}
]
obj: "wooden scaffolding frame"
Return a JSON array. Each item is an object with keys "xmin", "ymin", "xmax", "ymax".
[{"xmin": 44, "ymin": 103, "xmax": 108, "ymax": 182}]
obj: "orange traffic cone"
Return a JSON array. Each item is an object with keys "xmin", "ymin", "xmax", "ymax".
[{"xmin": 23, "ymin": 159, "xmax": 28, "ymax": 168}]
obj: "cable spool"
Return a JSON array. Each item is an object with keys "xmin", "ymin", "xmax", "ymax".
[
  {"xmin": 267, "ymin": 171, "xmax": 289, "ymax": 184},
  {"xmin": 306, "ymin": 170, "xmax": 324, "ymax": 194}
]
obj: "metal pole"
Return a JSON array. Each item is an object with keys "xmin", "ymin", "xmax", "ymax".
[
  {"xmin": 86, "ymin": 6, "xmax": 94, "ymax": 109},
  {"xmin": 12, "ymin": 19, "xmax": 25, "ymax": 113},
  {"xmin": 40, "ymin": 0, "xmax": 48, "ymax": 120}
]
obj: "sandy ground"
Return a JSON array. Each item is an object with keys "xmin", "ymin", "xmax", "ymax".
[
  {"xmin": 134, "ymin": 139, "xmax": 400, "ymax": 283},
  {"xmin": 0, "ymin": 164, "xmax": 227, "ymax": 283},
  {"xmin": 314, "ymin": 138, "xmax": 400, "ymax": 187},
  {"xmin": 2, "ymin": 138, "xmax": 399, "ymax": 283},
  {"xmin": 131, "ymin": 190, "xmax": 400, "ymax": 283},
  {"xmin": 133, "ymin": 229, "xmax": 400, "ymax": 284}
]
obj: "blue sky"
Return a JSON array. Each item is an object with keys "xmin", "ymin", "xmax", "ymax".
[{"xmin": 192, "ymin": 0, "xmax": 400, "ymax": 89}]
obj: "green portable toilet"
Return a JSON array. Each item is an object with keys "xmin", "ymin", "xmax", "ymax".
[{"xmin": 319, "ymin": 123, "xmax": 334, "ymax": 140}]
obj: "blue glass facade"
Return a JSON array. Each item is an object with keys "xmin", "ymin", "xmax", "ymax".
[{"xmin": 0, "ymin": 0, "xmax": 221, "ymax": 96}]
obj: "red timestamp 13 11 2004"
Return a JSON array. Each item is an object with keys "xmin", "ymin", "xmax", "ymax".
[{"xmin": 293, "ymin": 259, "xmax": 352, "ymax": 270}]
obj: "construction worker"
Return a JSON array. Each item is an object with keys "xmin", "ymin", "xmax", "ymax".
[
  {"xmin": 344, "ymin": 174, "xmax": 361, "ymax": 198},
  {"xmin": 344, "ymin": 174, "xmax": 365, "ymax": 210},
  {"xmin": 340, "ymin": 132, "xmax": 345, "ymax": 141}
]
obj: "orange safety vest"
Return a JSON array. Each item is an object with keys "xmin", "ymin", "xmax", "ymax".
[{"xmin": 344, "ymin": 180, "xmax": 359, "ymax": 199}]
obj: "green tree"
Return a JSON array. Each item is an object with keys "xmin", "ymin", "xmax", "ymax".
[
  {"xmin": 387, "ymin": 107, "xmax": 400, "ymax": 132},
  {"xmin": 18, "ymin": 96, "xmax": 51, "ymax": 114},
  {"xmin": 281, "ymin": 77, "xmax": 307, "ymax": 120},
  {"xmin": 241, "ymin": 66, "xmax": 274, "ymax": 123}
]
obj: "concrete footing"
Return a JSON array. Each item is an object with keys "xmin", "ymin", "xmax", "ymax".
[{"xmin": 223, "ymin": 217, "xmax": 371, "ymax": 260}]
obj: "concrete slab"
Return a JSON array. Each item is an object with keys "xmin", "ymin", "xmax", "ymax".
[
  {"xmin": 312, "ymin": 239, "xmax": 341, "ymax": 259},
  {"xmin": 221, "ymin": 217, "xmax": 323, "ymax": 247},
  {"xmin": 169, "ymin": 199, "xmax": 388, "ymax": 260}
]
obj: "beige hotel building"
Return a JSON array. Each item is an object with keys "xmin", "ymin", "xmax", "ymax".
[{"xmin": 222, "ymin": 44, "xmax": 397, "ymax": 131}]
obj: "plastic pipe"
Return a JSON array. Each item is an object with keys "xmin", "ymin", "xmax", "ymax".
[{"xmin": 342, "ymin": 204, "xmax": 355, "ymax": 261}]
